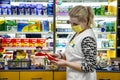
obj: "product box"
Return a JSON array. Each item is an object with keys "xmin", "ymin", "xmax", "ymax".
[
  {"xmin": 36, "ymin": 4, "xmax": 43, "ymax": 15},
  {"xmin": 47, "ymin": 2, "xmax": 53, "ymax": 16},
  {"xmin": 111, "ymin": 58, "xmax": 120, "ymax": 70},
  {"xmin": 1, "ymin": 6, "xmax": 8, "ymax": 15},
  {"xmin": 0, "ymin": 62, "xmax": 4, "ymax": 70},
  {"xmin": 41, "ymin": 20, "xmax": 49, "ymax": 32},
  {"xmin": 21, "ymin": 38, "xmax": 29, "ymax": 47},
  {"xmin": 28, "ymin": 20, "xmax": 40, "ymax": 32},
  {"xmin": 15, "ymin": 38, "xmax": 21, "ymax": 47},
  {"xmin": 7, "ymin": 20, "xmax": 17, "ymax": 32},
  {"xmin": 11, "ymin": 38, "xmax": 21, "ymax": 47},
  {"xmin": 0, "ymin": 18, "xmax": 7, "ymax": 31},
  {"xmin": 7, "ymin": 5, "xmax": 11, "ymax": 15},
  {"xmin": 0, "ymin": 6, "xmax": 2, "ymax": 15},
  {"xmin": 17, "ymin": 20, "xmax": 29, "ymax": 32},
  {"xmin": 37, "ymin": 38, "xmax": 46, "ymax": 47},
  {"xmin": 29, "ymin": 38, "xmax": 38, "ymax": 47},
  {"xmin": 30, "ymin": 4, "xmax": 36, "ymax": 15},
  {"xmin": 18, "ymin": 4, "xmax": 26, "ymax": 15},
  {"xmin": 7, "ymin": 60, "xmax": 31, "ymax": 69},
  {"xmin": 11, "ymin": 5, "xmax": 18, "ymax": 15},
  {"xmin": 11, "ymin": 38, "xmax": 16, "ymax": 47},
  {"xmin": 24, "ymin": 4, "xmax": 31, "ymax": 15},
  {"xmin": 2, "ymin": 38, "xmax": 12, "ymax": 47}
]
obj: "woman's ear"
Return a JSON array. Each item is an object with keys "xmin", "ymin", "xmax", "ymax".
[{"xmin": 80, "ymin": 22, "xmax": 86, "ymax": 28}]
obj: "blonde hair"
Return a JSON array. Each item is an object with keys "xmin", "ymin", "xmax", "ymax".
[{"xmin": 69, "ymin": 5, "xmax": 94, "ymax": 27}]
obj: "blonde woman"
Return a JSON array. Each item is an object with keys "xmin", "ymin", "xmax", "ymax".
[{"xmin": 52, "ymin": 5, "xmax": 97, "ymax": 80}]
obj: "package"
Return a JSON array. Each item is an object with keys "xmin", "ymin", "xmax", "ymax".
[
  {"xmin": 0, "ymin": 18, "xmax": 7, "ymax": 31},
  {"xmin": 7, "ymin": 60, "xmax": 31, "ymax": 69},
  {"xmin": 2, "ymin": 38, "xmax": 12, "ymax": 47},
  {"xmin": 28, "ymin": 20, "xmax": 40, "ymax": 32},
  {"xmin": 30, "ymin": 4, "xmax": 36, "ymax": 15},
  {"xmin": 11, "ymin": 5, "xmax": 18, "ymax": 15},
  {"xmin": 42, "ymin": 20, "xmax": 49, "ymax": 32},
  {"xmin": 7, "ymin": 20, "xmax": 17, "ymax": 32},
  {"xmin": 36, "ymin": 4, "xmax": 43, "ymax": 15},
  {"xmin": 0, "ymin": 62, "xmax": 4, "ymax": 70},
  {"xmin": 18, "ymin": 4, "xmax": 25, "ymax": 15},
  {"xmin": 33, "ymin": 55, "xmax": 46, "ymax": 69},
  {"xmin": 47, "ymin": 2, "xmax": 53, "ymax": 16},
  {"xmin": 17, "ymin": 20, "xmax": 28, "ymax": 32},
  {"xmin": 15, "ymin": 38, "xmax": 21, "ymax": 47},
  {"xmin": 29, "ymin": 38, "xmax": 37, "ymax": 47},
  {"xmin": 24, "ymin": 4, "xmax": 31, "ymax": 15},
  {"xmin": 37, "ymin": 38, "xmax": 46, "ymax": 47},
  {"xmin": 21, "ymin": 38, "xmax": 29, "ymax": 47}
]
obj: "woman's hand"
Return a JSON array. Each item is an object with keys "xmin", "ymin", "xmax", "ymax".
[
  {"xmin": 52, "ymin": 59, "xmax": 67, "ymax": 67},
  {"xmin": 50, "ymin": 53, "xmax": 61, "ymax": 59}
]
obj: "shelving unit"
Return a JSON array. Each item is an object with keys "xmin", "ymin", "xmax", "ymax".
[
  {"xmin": 0, "ymin": 1, "xmax": 119, "ymax": 80},
  {"xmin": 0, "ymin": 15, "xmax": 53, "ymax": 20},
  {"xmin": 0, "ymin": 0, "xmax": 119, "ymax": 71},
  {"xmin": 0, "ymin": 0, "xmax": 55, "ymax": 53}
]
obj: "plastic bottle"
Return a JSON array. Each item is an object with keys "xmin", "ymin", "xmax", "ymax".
[
  {"xmin": 42, "ymin": 20, "xmax": 49, "ymax": 32},
  {"xmin": 100, "ymin": 5, "xmax": 105, "ymax": 15},
  {"xmin": 109, "ymin": 39, "xmax": 114, "ymax": 48}
]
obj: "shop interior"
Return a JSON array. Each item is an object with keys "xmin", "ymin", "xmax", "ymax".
[{"xmin": 0, "ymin": 0, "xmax": 120, "ymax": 80}]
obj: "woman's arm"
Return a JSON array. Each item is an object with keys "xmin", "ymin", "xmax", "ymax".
[{"xmin": 80, "ymin": 36, "xmax": 97, "ymax": 72}]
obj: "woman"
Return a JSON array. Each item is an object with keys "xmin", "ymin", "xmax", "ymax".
[{"xmin": 52, "ymin": 5, "xmax": 97, "ymax": 80}]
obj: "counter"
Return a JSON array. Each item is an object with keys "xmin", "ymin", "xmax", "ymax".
[{"xmin": 0, "ymin": 69, "xmax": 120, "ymax": 80}]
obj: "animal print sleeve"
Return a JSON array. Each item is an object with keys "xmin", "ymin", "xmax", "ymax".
[{"xmin": 81, "ymin": 37, "xmax": 97, "ymax": 72}]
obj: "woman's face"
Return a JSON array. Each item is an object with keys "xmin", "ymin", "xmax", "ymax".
[{"xmin": 69, "ymin": 17, "xmax": 86, "ymax": 29}]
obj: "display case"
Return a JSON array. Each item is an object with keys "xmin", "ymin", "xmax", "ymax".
[
  {"xmin": 0, "ymin": 0, "xmax": 118, "ymax": 70},
  {"xmin": 0, "ymin": 0, "xmax": 55, "ymax": 70}
]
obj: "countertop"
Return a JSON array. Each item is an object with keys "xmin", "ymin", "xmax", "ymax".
[{"xmin": 0, "ymin": 69, "xmax": 120, "ymax": 72}]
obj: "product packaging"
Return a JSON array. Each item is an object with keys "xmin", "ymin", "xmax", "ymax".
[
  {"xmin": 18, "ymin": 4, "xmax": 25, "ymax": 15},
  {"xmin": 17, "ymin": 20, "xmax": 29, "ymax": 32},
  {"xmin": 47, "ymin": 2, "xmax": 53, "ymax": 16},
  {"xmin": 30, "ymin": 4, "xmax": 36, "ymax": 15},
  {"xmin": 42, "ymin": 20, "xmax": 49, "ymax": 32},
  {"xmin": 11, "ymin": 5, "xmax": 18, "ymax": 15},
  {"xmin": 36, "ymin": 4, "xmax": 43, "ymax": 15},
  {"xmin": 21, "ymin": 38, "xmax": 29, "ymax": 47},
  {"xmin": 24, "ymin": 4, "xmax": 31, "ymax": 15}
]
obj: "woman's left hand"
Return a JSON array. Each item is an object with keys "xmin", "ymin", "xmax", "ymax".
[{"xmin": 52, "ymin": 58, "xmax": 67, "ymax": 67}]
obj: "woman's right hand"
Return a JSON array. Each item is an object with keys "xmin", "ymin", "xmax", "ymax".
[{"xmin": 50, "ymin": 53, "xmax": 61, "ymax": 59}]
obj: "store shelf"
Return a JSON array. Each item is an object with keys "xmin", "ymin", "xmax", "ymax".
[
  {"xmin": 93, "ymin": 32, "xmax": 116, "ymax": 34},
  {"xmin": 0, "ymin": 15, "xmax": 53, "ymax": 20},
  {"xmin": 3, "ymin": 47, "xmax": 53, "ymax": 51},
  {"xmin": 0, "ymin": 31, "xmax": 53, "ymax": 34},
  {"xmin": 56, "ymin": 15, "xmax": 116, "ymax": 20},
  {"xmin": 97, "ymin": 48, "xmax": 115, "ymax": 50},
  {"xmin": 56, "ymin": 32, "xmax": 116, "ymax": 35},
  {"xmin": 58, "ymin": 2, "xmax": 108, "ymax": 6},
  {"xmin": 56, "ymin": 24, "xmax": 70, "ymax": 28},
  {"xmin": 56, "ymin": 32, "xmax": 74, "ymax": 34},
  {"xmin": 56, "ymin": 47, "xmax": 116, "ymax": 51},
  {"xmin": 11, "ymin": 2, "xmax": 50, "ymax": 5}
]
